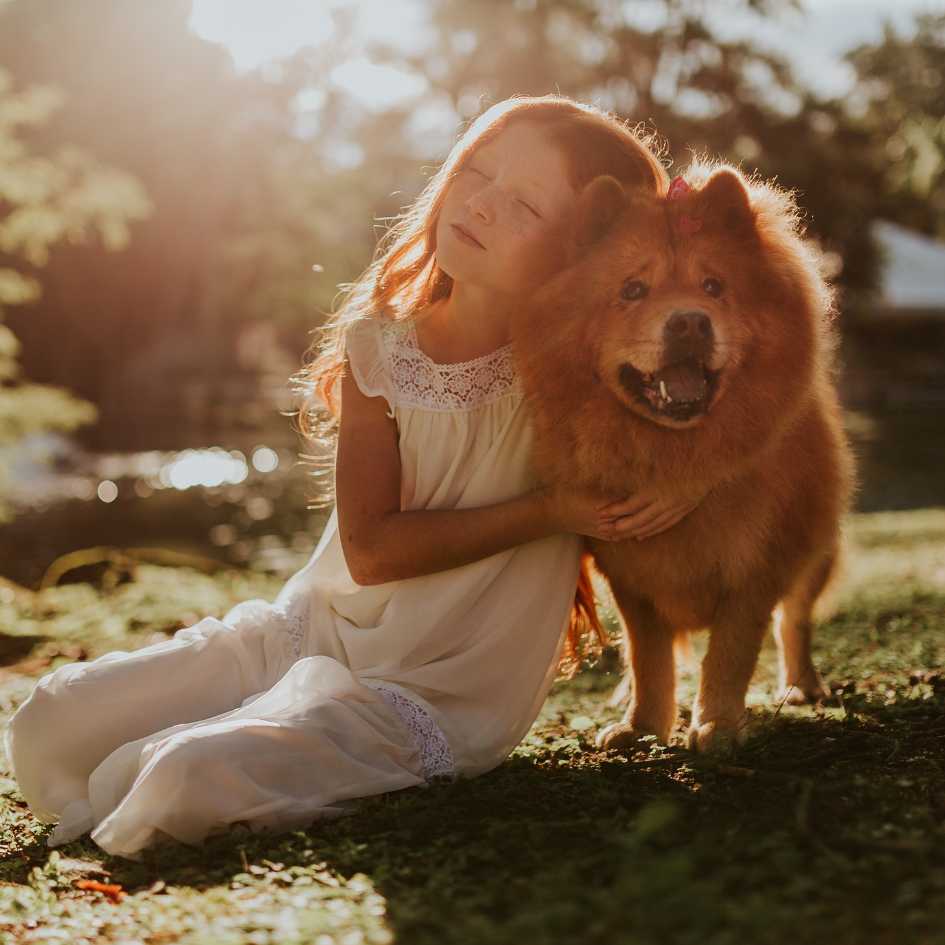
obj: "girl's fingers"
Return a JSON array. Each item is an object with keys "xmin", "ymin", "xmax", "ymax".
[
  {"xmin": 629, "ymin": 508, "xmax": 676, "ymax": 537},
  {"xmin": 598, "ymin": 494, "xmax": 654, "ymax": 517},
  {"xmin": 613, "ymin": 503, "xmax": 670, "ymax": 533},
  {"xmin": 598, "ymin": 521, "xmax": 620, "ymax": 542},
  {"xmin": 635, "ymin": 502, "xmax": 697, "ymax": 539},
  {"xmin": 603, "ymin": 505, "xmax": 679, "ymax": 541},
  {"xmin": 635, "ymin": 510, "xmax": 684, "ymax": 539},
  {"xmin": 610, "ymin": 493, "xmax": 684, "ymax": 525},
  {"xmin": 600, "ymin": 491, "xmax": 704, "ymax": 518},
  {"xmin": 594, "ymin": 498, "xmax": 699, "ymax": 542}
]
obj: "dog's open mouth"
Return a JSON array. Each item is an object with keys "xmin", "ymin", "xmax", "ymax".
[{"xmin": 618, "ymin": 358, "xmax": 721, "ymax": 421}]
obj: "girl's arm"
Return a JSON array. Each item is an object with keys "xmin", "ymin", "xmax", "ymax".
[{"xmin": 335, "ymin": 363, "xmax": 626, "ymax": 586}]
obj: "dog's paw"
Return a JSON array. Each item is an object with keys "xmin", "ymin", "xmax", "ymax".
[
  {"xmin": 595, "ymin": 722, "xmax": 662, "ymax": 752},
  {"xmin": 686, "ymin": 718, "xmax": 747, "ymax": 755},
  {"xmin": 776, "ymin": 674, "xmax": 830, "ymax": 706}
]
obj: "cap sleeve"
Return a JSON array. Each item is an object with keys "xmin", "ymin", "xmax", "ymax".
[{"xmin": 344, "ymin": 317, "xmax": 396, "ymax": 418}]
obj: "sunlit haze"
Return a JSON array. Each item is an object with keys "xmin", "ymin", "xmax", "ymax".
[
  {"xmin": 189, "ymin": 0, "xmax": 942, "ymax": 103},
  {"xmin": 189, "ymin": 0, "xmax": 432, "ymax": 110}
]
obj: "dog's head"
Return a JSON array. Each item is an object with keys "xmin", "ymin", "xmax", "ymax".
[{"xmin": 522, "ymin": 163, "xmax": 835, "ymax": 439}]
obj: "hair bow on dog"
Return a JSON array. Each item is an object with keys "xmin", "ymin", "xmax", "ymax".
[{"xmin": 667, "ymin": 175, "xmax": 703, "ymax": 235}]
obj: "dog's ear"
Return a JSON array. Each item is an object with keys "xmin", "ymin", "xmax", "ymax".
[
  {"xmin": 573, "ymin": 174, "xmax": 627, "ymax": 249},
  {"xmin": 698, "ymin": 168, "xmax": 755, "ymax": 238}
]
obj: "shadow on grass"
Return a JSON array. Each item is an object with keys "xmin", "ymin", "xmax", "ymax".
[
  {"xmin": 0, "ymin": 509, "xmax": 943, "ymax": 944},
  {"xmin": 3, "ymin": 678, "xmax": 943, "ymax": 945}
]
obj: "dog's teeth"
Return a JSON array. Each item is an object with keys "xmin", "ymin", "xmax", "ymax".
[{"xmin": 659, "ymin": 380, "xmax": 671, "ymax": 403}]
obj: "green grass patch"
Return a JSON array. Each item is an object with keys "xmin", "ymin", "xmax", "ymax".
[{"xmin": 1, "ymin": 509, "xmax": 944, "ymax": 944}]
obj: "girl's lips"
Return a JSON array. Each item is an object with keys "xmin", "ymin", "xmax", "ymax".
[{"xmin": 451, "ymin": 223, "xmax": 485, "ymax": 249}]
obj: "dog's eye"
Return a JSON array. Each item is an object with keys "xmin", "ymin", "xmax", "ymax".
[
  {"xmin": 621, "ymin": 279, "xmax": 649, "ymax": 301},
  {"xmin": 702, "ymin": 277, "xmax": 723, "ymax": 297}
]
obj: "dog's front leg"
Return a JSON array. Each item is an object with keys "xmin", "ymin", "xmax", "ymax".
[
  {"xmin": 596, "ymin": 588, "xmax": 677, "ymax": 749},
  {"xmin": 689, "ymin": 593, "xmax": 775, "ymax": 754}
]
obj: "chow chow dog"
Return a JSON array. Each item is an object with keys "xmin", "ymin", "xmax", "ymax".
[{"xmin": 512, "ymin": 163, "xmax": 856, "ymax": 753}]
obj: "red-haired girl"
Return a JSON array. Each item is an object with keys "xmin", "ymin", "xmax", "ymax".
[{"xmin": 6, "ymin": 94, "xmax": 703, "ymax": 860}]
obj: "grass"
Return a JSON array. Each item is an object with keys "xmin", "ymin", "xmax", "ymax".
[{"xmin": 0, "ymin": 508, "xmax": 943, "ymax": 944}]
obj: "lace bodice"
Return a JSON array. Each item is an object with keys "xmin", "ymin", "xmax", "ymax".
[
  {"xmin": 381, "ymin": 319, "xmax": 521, "ymax": 412},
  {"xmin": 279, "ymin": 594, "xmax": 456, "ymax": 783}
]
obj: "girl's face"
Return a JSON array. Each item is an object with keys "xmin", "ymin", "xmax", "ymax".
[{"xmin": 435, "ymin": 121, "xmax": 578, "ymax": 295}]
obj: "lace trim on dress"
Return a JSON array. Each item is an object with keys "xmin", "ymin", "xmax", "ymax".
[
  {"xmin": 279, "ymin": 595, "xmax": 309, "ymax": 662},
  {"xmin": 380, "ymin": 319, "xmax": 521, "ymax": 412},
  {"xmin": 362, "ymin": 681, "xmax": 458, "ymax": 783},
  {"xmin": 278, "ymin": 594, "xmax": 456, "ymax": 783}
]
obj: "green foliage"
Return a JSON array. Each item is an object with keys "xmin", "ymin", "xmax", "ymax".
[
  {"xmin": 0, "ymin": 64, "xmax": 151, "ymax": 522},
  {"xmin": 371, "ymin": 0, "xmax": 899, "ymax": 298},
  {"xmin": 0, "ymin": 509, "xmax": 943, "ymax": 944},
  {"xmin": 0, "ymin": 1, "xmax": 939, "ymax": 449},
  {"xmin": 847, "ymin": 13, "xmax": 945, "ymax": 237},
  {"xmin": 0, "ymin": 0, "xmax": 399, "ymax": 445}
]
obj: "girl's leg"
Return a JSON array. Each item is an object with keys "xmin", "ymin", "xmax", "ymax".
[
  {"xmin": 5, "ymin": 597, "xmax": 299, "ymax": 824},
  {"xmin": 83, "ymin": 656, "xmax": 428, "ymax": 860}
]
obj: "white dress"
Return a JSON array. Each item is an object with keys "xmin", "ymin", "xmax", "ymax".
[{"xmin": 4, "ymin": 317, "xmax": 583, "ymax": 860}]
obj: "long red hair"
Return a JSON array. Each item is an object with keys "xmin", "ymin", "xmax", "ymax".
[{"xmin": 290, "ymin": 93, "xmax": 669, "ymax": 679}]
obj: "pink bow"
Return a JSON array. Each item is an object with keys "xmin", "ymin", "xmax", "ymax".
[
  {"xmin": 667, "ymin": 176, "xmax": 702, "ymax": 235},
  {"xmin": 668, "ymin": 176, "xmax": 690, "ymax": 200}
]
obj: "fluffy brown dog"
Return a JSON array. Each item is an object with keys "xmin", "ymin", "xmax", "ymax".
[{"xmin": 512, "ymin": 162, "xmax": 856, "ymax": 753}]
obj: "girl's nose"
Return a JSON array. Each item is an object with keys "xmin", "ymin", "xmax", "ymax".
[{"xmin": 466, "ymin": 186, "xmax": 497, "ymax": 223}]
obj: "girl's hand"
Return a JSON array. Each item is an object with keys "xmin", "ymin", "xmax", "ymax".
[
  {"xmin": 539, "ymin": 484, "xmax": 644, "ymax": 542},
  {"xmin": 598, "ymin": 488, "xmax": 708, "ymax": 540}
]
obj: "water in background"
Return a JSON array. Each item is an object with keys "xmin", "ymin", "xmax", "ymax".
[{"xmin": 0, "ymin": 407, "xmax": 942, "ymax": 589}]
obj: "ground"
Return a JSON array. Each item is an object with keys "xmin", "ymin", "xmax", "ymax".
[{"xmin": 0, "ymin": 508, "xmax": 943, "ymax": 945}]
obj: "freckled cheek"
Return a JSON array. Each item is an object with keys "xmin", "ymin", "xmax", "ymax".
[{"xmin": 504, "ymin": 214, "xmax": 532, "ymax": 236}]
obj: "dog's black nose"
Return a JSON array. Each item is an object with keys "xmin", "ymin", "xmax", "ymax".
[{"xmin": 665, "ymin": 310, "xmax": 713, "ymax": 342}]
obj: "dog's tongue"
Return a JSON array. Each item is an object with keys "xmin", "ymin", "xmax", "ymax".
[{"xmin": 658, "ymin": 361, "xmax": 707, "ymax": 403}]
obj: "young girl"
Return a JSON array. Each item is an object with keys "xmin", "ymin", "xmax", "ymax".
[{"xmin": 5, "ymin": 94, "xmax": 701, "ymax": 861}]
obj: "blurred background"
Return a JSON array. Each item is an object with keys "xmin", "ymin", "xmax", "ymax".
[{"xmin": 0, "ymin": 0, "xmax": 943, "ymax": 590}]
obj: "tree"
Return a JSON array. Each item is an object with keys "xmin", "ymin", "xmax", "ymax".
[
  {"xmin": 0, "ymin": 66, "xmax": 151, "ymax": 521},
  {"xmin": 846, "ymin": 12, "xmax": 945, "ymax": 238},
  {"xmin": 359, "ymin": 0, "xmax": 886, "ymax": 302},
  {"xmin": 0, "ymin": 0, "xmax": 386, "ymax": 448}
]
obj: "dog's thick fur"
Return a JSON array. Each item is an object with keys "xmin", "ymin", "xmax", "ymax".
[{"xmin": 512, "ymin": 163, "xmax": 856, "ymax": 752}]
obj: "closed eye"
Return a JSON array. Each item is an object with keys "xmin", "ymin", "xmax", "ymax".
[
  {"xmin": 467, "ymin": 166, "xmax": 541, "ymax": 217},
  {"xmin": 518, "ymin": 199, "xmax": 541, "ymax": 218}
]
